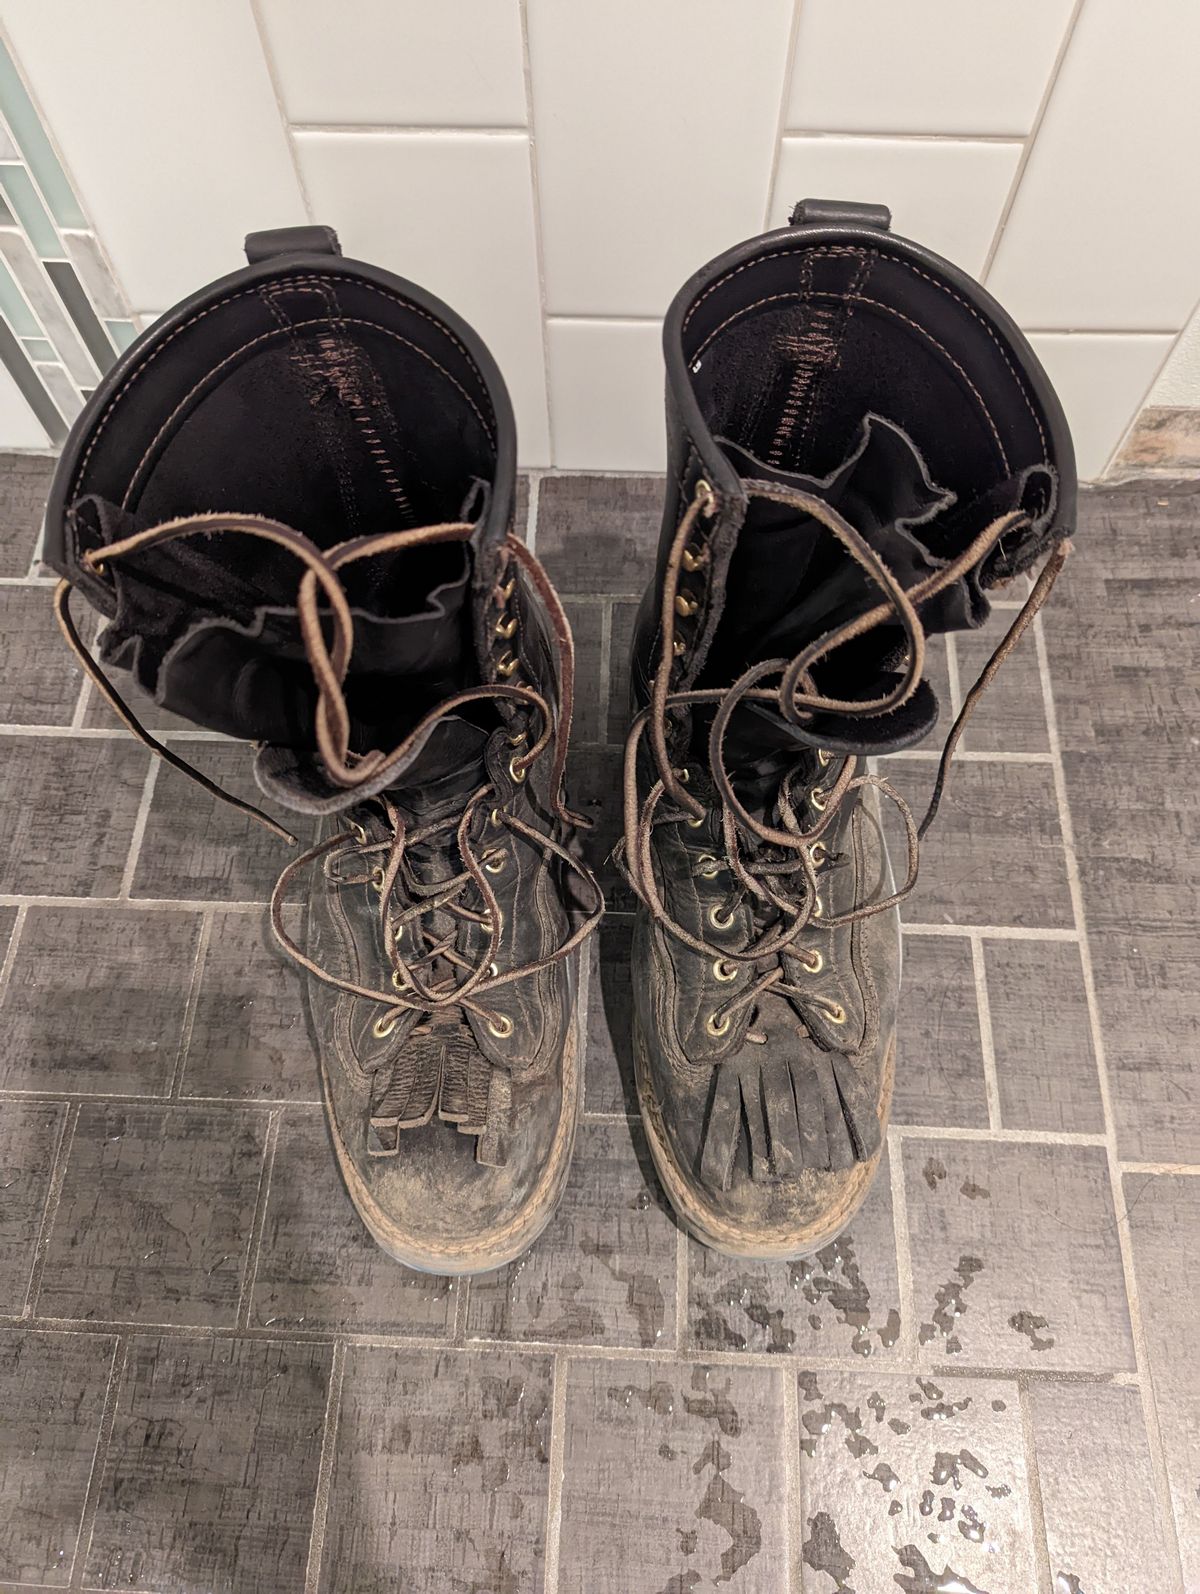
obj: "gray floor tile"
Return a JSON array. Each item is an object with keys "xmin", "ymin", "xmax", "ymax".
[
  {"xmin": 606, "ymin": 597, "xmax": 639, "ymax": 744},
  {"xmin": 535, "ymin": 473, "xmax": 662, "ymax": 596},
  {"xmin": 179, "ymin": 908, "xmax": 318, "ymax": 1102},
  {"xmin": 0, "ymin": 736, "xmax": 149, "ymax": 896},
  {"xmin": 87, "ymin": 1334, "xmax": 331, "ymax": 1594},
  {"xmin": 559, "ymin": 1356, "xmax": 788, "ymax": 1594},
  {"xmin": 0, "ymin": 905, "xmax": 201, "ymax": 1095},
  {"xmin": 902, "ymin": 1138, "xmax": 1135, "ymax": 1372},
  {"xmin": 0, "ymin": 1328, "xmax": 117, "ymax": 1585},
  {"xmin": 796, "ymin": 1368, "xmax": 1034, "ymax": 1593},
  {"xmin": 37, "ymin": 1102, "xmax": 268, "ymax": 1327},
  {"xmin": 984, "ymin": 938, "xmax": 1103, "ymax": 1133},
  {"xmin": 0, "ymin": 902, "xmax": 16, "ymax": 954},
  {"xmin": 562, "ymin": 598, "xmax": 605, "ymax": 743},
  {"xmin": 320, "ymin": 1345, "xmax": 553, "ymax": 1594},
  {"xmin": 689, "ymin": 1144, "xmax": 902, "ymax": 1361},
  {"xmin": 0, "ymin": 1102, "xmax": 64, "ymax": 1313},
  {"xmin": 131, "ymin": 744, "xmax": 299, "ymax": 903},
  {"xmin": 1028, "ymin": 1381, "xmax": 1177, "ymax": 1594},
  {"xmin": 0, "ymin": 586, "xmax": 91, "ymax": 724},
  {"xmin": 921, "ymin": 633, "xmax": 955, "ymax": 742},
  {"xmin": 250, "ymin": 1105, "xmax": 455, "ymax": 1335},
  {"xmin": 1123, "ymin": 1171, "xmax": 1200, "ymax": 1589},
  {"xmin": 1045, "ymin": 489, "xmax": 1200, "ymax": 1160},
  {"xmin": 467, "ymin": 1119, "xmax": 677, "ymax": 1349},
  {"xmin": 893, "ymin": 934, "xmax": 989, "ymax": 1129},
  {"xmin": 585, "ymin": 915, "xmax": 637, "ymax": 1116},
  {"xmin": 884, "ymin": 760, "xmax": 1073, "ymax": 929},
  {"xmin": 0, "ymin": 453, "xmax": 54, "ymax": 576},
  {"xmin": 955, "ymin": 605, "xmax": 1050, "ymax": 753}
]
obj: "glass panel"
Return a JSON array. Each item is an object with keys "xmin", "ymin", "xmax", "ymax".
[
  {"xmin": 0, "ymin": 40, "xmax": 87, "ymax": 228},
  {"xmin": 21, "ymin": 335, "xmax": 54, "ymax": 360},
  {"xmin": 105, "ymin": 318, "xmax": 138, "ymax": 352},
  {"xmin": 0, "ymin": 252, "xmax": 39, "ymax": 336},
  {"xmin": 0, "ymin": 164, "xmax": 61, "ymax": 257}
]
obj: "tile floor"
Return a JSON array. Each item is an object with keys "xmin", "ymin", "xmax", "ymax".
[{"xmin": 0, "ymin": 456, "xmax": 1196, "ymax": 1594}]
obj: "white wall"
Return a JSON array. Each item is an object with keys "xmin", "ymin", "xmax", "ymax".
[{"xmin": 2, "ymin": 0, "xmax": 1198, "ymax": 476}]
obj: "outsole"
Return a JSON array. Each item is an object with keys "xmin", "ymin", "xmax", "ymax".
[{"xmin": 634, "ymin": 1019, "xmax": 894, "ymax": 1261}]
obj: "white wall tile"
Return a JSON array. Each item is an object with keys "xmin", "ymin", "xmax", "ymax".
[
  {"xmin": 772, "ymin": 137, "xmax": 1021, "ymax": 278},
  {"xmin": 787, "ymin": 0, "xmax": 1075, "ymax": 136},
  {"xmin": 256, "ymin": 0, "xmax": 527, "ymax": 128},
  {"xmin": 987, "ymin": 0, "xmax": 1200, "ymax": 330},
  {"xmin": 1150, "ymin": 304, "xmax": 1200, "ymax": 407},
  {"xmin": 528, "ymin": 0, "xmax": 793, "ymax": 317},
  {"xmin": 295, "ymin": 131, "xmax": 550, "ymax": 466},
  {"xmin": 0, "ymin": 358, "xmax": 51, "ymax": 448},
  {"xmin": 3, "ymin": 0, "xmax": 306, "ymax": 310},
  {"xmin": 1028, "ymin": 333, "xmax": 1172, "ymax": 478},
  {"xmin": 546, "ymin": 319, "xmax": 663, "ymax": 472}
]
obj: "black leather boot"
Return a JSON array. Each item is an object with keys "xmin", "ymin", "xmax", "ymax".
[
  {"xmin": 622, "ymin": 200, "xmax": 1075, "ymax": 1260},
  {"xmin": 47, "ymin": 226, "xmax": 602, "ymax": 1275}
]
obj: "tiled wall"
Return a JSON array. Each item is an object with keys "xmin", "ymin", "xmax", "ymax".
[{"xmin": 0, "ymin": 0, "xmax": 1197, "ymax": 478}]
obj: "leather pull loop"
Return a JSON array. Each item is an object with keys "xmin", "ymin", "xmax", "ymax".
[
  {"xmin": 789, "ymin": 197, "xmax": 892, "ymax": 232},
  {"xmin": 244, "ymin": 224, "xmax": 342, "ymax": 264}
]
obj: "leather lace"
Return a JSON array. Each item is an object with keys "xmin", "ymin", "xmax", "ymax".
[
  {"xmin": 56, "ymin": 514, "xmax": 603, "ymax": 1042},
  {"xmin": 621, "ymin": 478, "xmax": 1069, "ymax": 1032}
]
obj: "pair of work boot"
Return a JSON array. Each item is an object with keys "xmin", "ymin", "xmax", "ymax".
[{"xmin": 47, "ymin": 200, "xmax": 1074, "ymax": 1274}]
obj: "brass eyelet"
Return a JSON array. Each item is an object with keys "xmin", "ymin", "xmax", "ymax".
[
  {"xmin": 800, "ymin": 948, "xmax": 824, "ymax": 975},
  {"xmin": 497, "ymin": 576, "xmax": 516, "ymax": 603},
  {"xmin": 706, "ymin": 1010, "xmax": 731, "ymax": 1037},
  {"xmin": 817, "ymin": 749, "xmax": 832, "ymax": 768},
  {"xmin": 674, "ymin": 592, "xmax": 699, "ymax": 618},
  {"xmin": 480, "ymin": 908, "xmax": 503, "ymax": 933},
  {"xmin": 373, "ymin": 1013, "xmax": 398, "ymax": 1039},
  {"xmin": 681, "ymin": 546, "xmax": 708, "ymax": 573},
  {"xmin": 695, "ymin": 854, "xmax": 720, "ymax": 880},
  {"xmin": 672, "ymin": 639, "xmax": 686, "ymax": 657},
  {"xmin": 810, "ymin": 787, "xmax": 827, "ymax": 812},
  {"xmin": 696, "ymin": 478, "xmax": 716, "ymax": 516},
  {"xmin": 821, "ymin": 1000, "xmax": 847, "ymax": 1026},
  {"xmin": 494, "ymin": 614, "xmax": 519, "ymax": 641},
  {"xmin": 676, "ymin": 767, "xmax": 690, "ymax": 785},
  {"xmin": 487, "ymin": 1013, "xmax": 514, "ymax": 1040},
  {"xmin": 813, "ymin": 895, "xmax": 824, "ymax": 919},
  {"xmin": 488, "ymin": 961, "xmax": 499, "ymax": 979},
  {"xmin": 685, "ymin": 814, "xmax": 705, "ymax": 830},
  {"xmin": 712, "ymin": 958, "xmax": 737, "ymax": 983},
  {"xmin": 484, "ymin": 852, "xmax": 506, "ymax": 874},
  {"xmin": 349, "ymin": 821, "xmax": 368, "ymax": 845},
  {"xmin": 507, "ymin": 726, "xmax": 528, "ymax": 747},
  {"xmin": 489, "ymin": 807, "xmax": 502, "ymax": 827},
  {"xmin": 809, "ymin": 841, "xmax": 827, "ymax": 867},
  {"xmin": 496, "ymin": 651, "xmax": 520, "ymax": 678},
  {"xmin": 391, "ymin": 968, "xmax": 408, "ymax": 990},
  {"xmin": 508, "ymin": 755, "xmax": 527, "ymax": 784},
  {"xmin": 708, "ymin": 904, "xmax": 735, "ymax": 931},
  {"xmin": 370, "ymin": 867, "xmax": 386, "ymax": 894}
]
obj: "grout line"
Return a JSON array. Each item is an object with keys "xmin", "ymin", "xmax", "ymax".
[
  {"xmin": 23, "ymin": 1100, "xmax": 80, "ymax": 1317},
  {"xmin": 248, "ymin": 0, "xmax": 316, "ymax": 222},
  {"xmin": 1119, "ymin": 1160, "xmax": 1200, "ymax": 1177},
  {"xmin": 901, "ymin": 921, "xmax": 1079, "ymax": 942},
  {"xmin": 117, "ymin": 760, "xmax": 159, "ymax": 899},
  {"xmin": 1018, "ymin": 1380, "xmax": 1055, "ymax": 1594},
  {"xmin": 69, "ymin": 1334, "xmax": 128, "ymax": 1592},
  {"xmin": 303, "ymin": 1338, "xmax": 346, "ymax": 1594},
  {"xmin": 0, "ymin": 900, "xmax": 28, "ymax": 1001},
  {"xmin": 781, "ymin": 1366, "xmax": 802, "ymax": 1594},
  {"xmin": 0, "ymin": 724, "xmax": 231, "ymax": 740},
  {"xmin": 783, "ymin": 127, "xmax": 1030, "ymax": 145},
  {"xmin": 289, "ymin": 121, "xmax": 528, "ymax": 136},
  {"xmin": 0, "ymin": 1085, "xmax": 318, "ymax": 1108},
  {"xmin": 885, "ymin": 746, "xmax": 1052, "ymax": 764},
  {"xmin": 0, "ymin": 893, "xmax": 265, "ymax": 912},
  {"xmin": 582, "ymin": 1109, "xmax": 641, "ymax": 1125},
  {"xmin": 763, "ymin": 0, "xmax": 806, "ymax": 230},
  {"xmin": 517, "ymin": 0, "xmax": 556, "ymax": 467},
  {"xmin": 0, "ymin": 573, "xmax": 58, "ymax": 587},
  {"xmin": 888, "ymin": 1122, "xmax": 1106, "ymax": 1147},
  {"xmin": 980, "ymin": 0, "xmax": 1087, "ymax": 281},
  {"xmin": 674, "ymin": 1226, "xmax": 688, "ymax": 1352},
  {"xmin": 1032, "ymin": 610, "xmax": 1188, "ymax": 1594},
  {"xmin": 169, "ymin": 908, "xmax": 213, "ymax": 1099},
  {"xmin": 525, "ymin": 469, "xmax": 541, "ymax": 555},
  {"xmin": 970, "ymin": 934, "xmax": 1003, "ymax": 1131},
  {"xmin": 944, "ymin": 633, "xmax": 964, "ymax": 720},
  {"xmin": 237, "ymin": 1108, "xmax": 282, "ymax": 1332},
  {"xmin": 887, "ymin": 1127, "xmax": 918, "ymax": 1361},
  {"xmin": 542, "ymin": 1354, "xmax": 569, "ymax": 1594},
  {"xmin": 596, "ymin": 600, "xmax": 613, "ymax": 746},
  {"xmin": 69, "ymin": 673, "xmax": 92, "ymax": 731}
]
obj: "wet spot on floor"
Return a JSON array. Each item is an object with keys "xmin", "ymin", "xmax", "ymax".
[
  {"xmin": 1009, "ymin": 1309, "xmax": 1055, "ymax": 1352},
  {"xmin": 802, "ymin": 1510, "xmax": 857, "ymax": 1592}
]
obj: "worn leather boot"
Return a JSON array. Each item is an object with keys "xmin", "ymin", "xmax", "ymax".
[
  {"xmin": 622, "ymin": 200, "xmax": 1075, "ymax": 1259},
  {"xmin": 47, "ymin": 226, "xmax": 602, "ymax": 1274}
]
